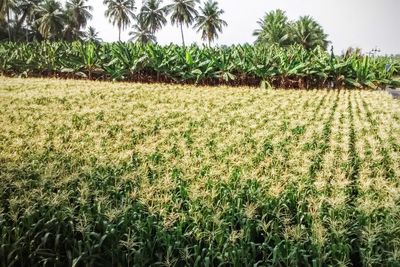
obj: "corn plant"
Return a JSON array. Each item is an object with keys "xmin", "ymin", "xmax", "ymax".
[{"xmin": 1, "ymin": 77, "xmax": 400, "ymax": 266}]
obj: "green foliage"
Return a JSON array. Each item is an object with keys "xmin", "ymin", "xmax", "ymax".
[
  {"xmin": 139, "ymin": 0, "xmax": 168, "ymax": 34},
  {"xmin": 128, "ymin": 16, "xmax": 157, "ymax": 44},
  {"xmin": 0, "ymin": 41, "xmax": 398, "ymax": 88},
  {"xmin": 165, "ymin": 0, "xmax": 199, "ymax": 46},
  {"xmin": 254, "ymin": 9, "xmax": 329, "ymax": 51},
  {"xmin": 2, "ymin": 0, "xmax": 94, "ymax": 42},
  {"xmin": 103, "ymin": 0, "xmax": 136, "ymax": 41},
  {"xmin": 194, "ymin": 0, "xmax": 227, "ymax": 45},
  {"xmin": 253, "ymin": 9, "xmax": 291, "ymax": 46}
]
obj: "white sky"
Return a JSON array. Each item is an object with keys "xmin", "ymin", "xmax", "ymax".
[{"xmin": 70, "ymin": 0, "xmax": 400, "ymax": 55}]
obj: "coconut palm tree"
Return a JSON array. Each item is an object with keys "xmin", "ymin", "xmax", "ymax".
[
  {"xmin": 253, "ymin": 9, "xmax": 291, "ymax": 46},
  {"xmin": 290, "ymin": 16, "xmax": 329, "ymax": 50},
  {"xmin": 13, "ymin": 0, "xmax": 41, "ymax": 40},
  {"xmin": 34, "ymin": 0, "xmax": 65, "ymax": 40},
  {"xmin": 84, "ymin": 26, "xmax": 102, "ymax": 43},
  {"xmin": 0, "ymin": 0, "xmax": 16, "ymax": 40},
  {"xmin": 129, "ymin": 16, "xmax": 156, "ymax": 44},
  {"xmin": 139, "ymin": 0, "xmax": 167, "ymax": 34},
  {"xmin": 165, "ymin": 0, "xmax": 199, "ymax": 47},
  {"xmin": 0, "ymin": 0, "xmax": 14, "ymax": 21},
  {"xmin": 0, "ymin": 0, "xmax": 4, "ymax": 17},
  {"xmin": 194, "ymin": 0, "xmax": 226, "ymax": 46},
  {"xmin": 65, "ymin": 0, "xmax": 93, "ymax": 29},
  {"xmin": 63, "ymin": 0, "xmax": 92, "ymax": 41},
  {"xmin": 63, "ymin": 19, "xmax": 85, "ymax": 41},
  {"xmin": 103, "ymin": 0, "xmax": 136, "ymax": 41}
]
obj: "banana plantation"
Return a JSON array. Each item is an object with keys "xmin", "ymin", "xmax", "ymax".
[{"xmin": 0, "ymin": 41, "xmax": 399, "ymax": 89}]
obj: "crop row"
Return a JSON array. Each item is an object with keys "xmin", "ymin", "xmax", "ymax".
[
  {"xmin": 1, "ymin": 78, "xmax": 400, "ymax": 266},
  {"xmin": 0, "ymin": 42, "xmax": 399, "ymax": 89}
]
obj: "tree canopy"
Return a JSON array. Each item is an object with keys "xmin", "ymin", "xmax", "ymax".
[
  {"xmin": 0, "ymin": 1, "xmax": 331, "ymax": 51},
  {"xmin": 254, "ymin": 9, "xmax": 329, "ymax": 50}
]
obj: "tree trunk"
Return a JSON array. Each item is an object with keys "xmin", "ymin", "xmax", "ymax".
[
  {"xmin": 25, "ymin": 22, "xmax": 30, "ymax": 42},
  {"xmin": 7, "ymin": 8, "xmax": 12, "ymax": 42},
  {"xmin": 118, "ymin": 26, "xmax": 121, "ymax": 41},
  {"xmin": 15, "ymin": 11, "xmax": 28, "ymax": 40},
  {"xmin": 180, "ymin": 22, "xmax": 185, "ymax": 47}
]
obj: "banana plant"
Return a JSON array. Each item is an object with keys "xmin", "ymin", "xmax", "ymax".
[
  {"xmin": 0, "ymin": 42, "xmax": 398, "ymax": 88},
  {"xmin": 0, "ymin": 43, "xmax": 13, "ymax": 74},
  {"xmin": 78, "ymin": 42, "xmax": 100, "ymax": 80},
  {"xmin": 105, "ymin": 43, "xmax": 148, "ymax": 80},
  {"xmin": 214, "ymin": 49, "xmax": 236, "ymax": 82}
]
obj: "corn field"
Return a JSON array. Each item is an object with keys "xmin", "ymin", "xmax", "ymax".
[
  {"xmin": 0, "ymin": 42, "xmax": 399, "ymax": 89},
  {"xmin": 1, "ymin": 77, "xmax": 400, "ymax": 266}
]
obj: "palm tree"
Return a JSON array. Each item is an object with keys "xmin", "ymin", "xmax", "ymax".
[
  {"xmin": 103, "ymin": 0, "xmax": 136, "ymax": 41},
  {"xmin": 0, "ymin": 0, "xmax": 14, "ymax": 21},
  {"xmin": 139, "ymin": 0, "xmax": 167, "ymax": 33},
  {"xmin": 34, "ymin": 0, "xmax": 65, "ymax": 40},
  {"xmin": 85, "ymin": 26, "xmax": 102, "ymax": 42},
  {"xmin": 0, "ymin": 0, "xmax": 3, "ymax": 17},
  {"xmin": 129, "ymin": 16, "xmax": 156, "ymax": 44},
  {"xmin": 253, "ymin": 9, "xmax": 291, "ymax": 46},
  {"xmin": 63, "ymin": 0, "xmax": 92, "ymax": 41},
  {"xmin": 166, "ymin": 0, "xmax": 199, "ymax": 47},
  {"xmin": 63, "ymin": 19, "xmax": 85, "ymax": 41},
  {"xmin": 290, "ymin": 16, "xmax": 329, "ymax": 50},
  {"xmin": 0, "ymin": 0, "xmax": 16, "ymax": 40},
  {"xmin": 13, "ymin": 0, "xmax": 41, "ymax": 40},
  {"xmin": 194, "ymin": 0, "xmax": 226, "ymax": 46},
  {"xmin": 66, "ymin": 0, "xmax": 93, "ymax": 29}
]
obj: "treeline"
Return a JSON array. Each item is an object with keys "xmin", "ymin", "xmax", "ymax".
[
  {"xmin": 0, "ymin": 0, "xmax": 331, "ymax": 51},
  {"xmin": 0, "ymin": 0, "xmax": 98, "ymax": 42},
  {"xmin": 0, "ymin": 0, "xmax": 227, "ymax": 45},
  {"xmin": 0, "ymin": 42, "xmax": 398, "ymax": 88}
]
